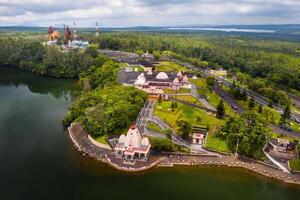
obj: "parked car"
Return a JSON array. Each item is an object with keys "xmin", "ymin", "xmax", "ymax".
[
  {"xmin": 232, "ymin": 105, "xmax": 238, "ymax": 110},
  {"xmin": 280, "ymin": 125, "xmax": 293, "ymax": 132}
]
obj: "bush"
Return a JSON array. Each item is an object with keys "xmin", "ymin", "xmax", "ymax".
[{"xmin": 150, "ymin": 137, "xmax": 175, "ymax": 152}]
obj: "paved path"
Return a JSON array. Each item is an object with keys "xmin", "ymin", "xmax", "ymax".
[
  {"xmin": 170, "ymin": 97, "xmax": 217, "ymax": 114},
  {"xmin": 68, "ymin": 123, "xmax": 161, "ymax": 171},
  {"xmin": 68, "ymin": 123, "xmax": 300, "ymax": 185},
  {"xmin": 191, "ymin": 83, "xmax": 217, "ymax": 111},
  {"xmin": 160, "ymin": 154, "xmax": 300, "ymax": 185},
  {"xmin": 166, "ymin": 58, "xmax": 300, "ymax": 122},
  {"xmin": 136, "ymin": 100, "xmax": 211, "ymax": 153},
  {"xmin": 136, "ymin": 101, "xmax": 155, "ymax": 133}
]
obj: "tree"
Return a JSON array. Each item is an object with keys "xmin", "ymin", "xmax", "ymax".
[
  {"xmin": 241, "ymin": 89, "xmax": 248, "ymax": 101},
  {"xmin": 136, "ymin": 49, "xmax": 144, "ymax": 58},
  {"xmin": 164, "ymin": 129, "xmax": 173, "ymax": 139},
  {"xmin": 176, "ymin": 119, "xmax": 192, "ymax": 140},
  {"xmin": 280, "ymin": 103, "xmax": 291, "ymax": 124},
  {"xmin": 217, "ymin": 111, "xmax": 271, "ymax": 159},
  {"xmin": 158, "ymin": 94, "xmax": 162, "ymax": 104},
  {"xmin": 149, "ymin": 138, "xmax": 175, "ymax": 152},
  {"xmin": 153, "ymin": 51, "xmax": 161, "ymax": 61},
  {"xmin": 206, "ymin": 76, "xmax": 215, "ymax": 88},
  {"xmin": 216, "ymin": 99, "xmax": 225, "ymax": 119},
  {"xmin": 262, "ymin": 107, "xmax": 275, "ymax": 123},
  {"xmin": 258, "ymin": 105, "xmax": 263, "ymax": 114},
  {"xmin": 268, "ymin": 100, "xmax": 273, "ymax": 108},
  {"xmin": 248, "ymin": 96, "xmax": 255, "ymax": 109}
]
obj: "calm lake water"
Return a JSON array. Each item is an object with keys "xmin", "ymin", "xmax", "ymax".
[
  {"xmin": 1, "ymin": 67, "xmax": 300, "ymax": 200},
  {"xmin": 166, "ymin": 27, "xmax": 276, "ymax": 33}
]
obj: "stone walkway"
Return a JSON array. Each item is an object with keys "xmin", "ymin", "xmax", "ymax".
[
  {"xmin": 159, "ymin": 154, "xmax": 300, "ymax": 185},
  {"xmin": 68, "ymin": 123, "xmax": 161, "ymax": 172},
  {"xmin": 190, "ymin": 82, "xmax": 216, "ymax": 111},
  {"xmin": 68, "ymin": 123, "xmax": 300, "ymax": 185}
]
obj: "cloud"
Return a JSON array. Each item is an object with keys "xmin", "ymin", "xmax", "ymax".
[{"xmin": 0, "ymin": 0, "xmax": 299, "ymax": 27}]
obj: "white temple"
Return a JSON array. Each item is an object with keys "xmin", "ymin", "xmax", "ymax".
[
  {"xmin": 114, "ymin": 125, "xmax": 151, "ymax": 161},
  {"xmin": 134, "ymin": 71, "xmax": 190, "ymax": 94}
]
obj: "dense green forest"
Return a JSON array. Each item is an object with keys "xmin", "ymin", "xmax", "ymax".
[
  {"xmin": 63, "ymin": 61, "xmax": 147, "ymax": 137},
  {"xmin": 1, "ymin": 32, "xmax": 299, "ymax": 96},
  {"xmin": 98, "ymin": 33, "xmax": 300, "ymax": 95},
  {"xmin": 0, "ymin": 34, "xmax": 147, "ymax": 137},
  {"xmin": 0, "ymin": 35, "xmax": 102, "ymax": 78},
  {"xmin": 1, "ymin": 31, "xmax": 299, "ymax": 104}
]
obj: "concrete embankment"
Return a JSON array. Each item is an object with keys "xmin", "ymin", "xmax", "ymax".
[
  {"xmin": 68, "ymin": 123, "xmax": 161, "ymax": 172},
  {"xmin": 68, "ymin": 123, "xmax": 300, "ymax": 185}
]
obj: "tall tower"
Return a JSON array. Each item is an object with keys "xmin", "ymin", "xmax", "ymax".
[
  {"xmin": 95, "ymin": 22, "xmax": 100, "ymax": 37},
  {"xmin": 73, "ymin": 22, "xmax": 78, "ymax": 41},
  {"xmin": 64, "ymin": 25, "xmax": 71, "ymax": 44}
]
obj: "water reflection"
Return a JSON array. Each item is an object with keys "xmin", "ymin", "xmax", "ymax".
[{"xmin": 0, "ymin": 67, "xmax": 79, "ymax": 100}]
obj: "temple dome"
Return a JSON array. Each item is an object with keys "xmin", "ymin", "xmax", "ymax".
[
  {"xmin": 141, "ymin": 137, "xmax": 150, "ymax": 146},
  {"xmin": 177, "ymin": 71, "xmax": 183, "ymax": 77},
  {"xmin": 156, "ymin": 72, "xmax": 169, "ymax": 80}
]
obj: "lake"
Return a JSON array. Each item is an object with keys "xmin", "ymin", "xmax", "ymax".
[
  {"xmin": 0, "ymin": 67, "xmax": 300, "ymax": 200},
  {"xmin": 166, "ymin": 27, "xmax": 276, "ymax": 33}
]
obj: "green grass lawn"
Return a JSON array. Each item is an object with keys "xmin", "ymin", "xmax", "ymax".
[
  {"xmin": 239, "ymin": 99, "xmax": 300, "ymax": 132},
  {"xmin": 132, "ymin": 65, "xmax": 144, "ymax": 72},
  {"xmin": 94, "ymin": 126, "xmax": 130, "ymax": 145},
  {"xmin": 291, "ymin": 105, "xmax": 300, "ymax": 114},
  {"xmin": 95, "ymin": 135, "xmax": 109, "ymax": 145},
  {"xmin": 147, "ymin": 122, "xmax": 165, "ymax": 134},
  {"xmin": 205, "ymin": 132, "xmax": 230, "ymax": 153},
  {"xmin": 174, "ymin": 95, "xmax": 204, "ymax": 107},
  {"xmin": 155, "ymin": 101, "xmax": 230, "ymax": 153},
  {"xmin": 190, "ymin": 79, "xmax": 236, "ymax": 117},
  {"xmin": 163, "ymin": 88, "xmax": 191, "ymax": 94},
  {"xmin": 271, "ymin": 132, "xmax": 297, "ymax": 142},
  {"xmin": 154, "ymin": 101, "xmax": 225, "ymax": 133},
  {"xmin": 290, "ymin": 159, "xmax": 300, "ymax": 171},
  {"xmin": 155, "ymin": 61, "xmax": 186, "ymax": 72}
]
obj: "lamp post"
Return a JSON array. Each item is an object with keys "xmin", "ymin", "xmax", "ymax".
[{"xmin": 235, "ymin": 138, "xmax": 240, "ymax": 158}]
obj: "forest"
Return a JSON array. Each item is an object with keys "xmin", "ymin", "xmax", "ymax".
[
  {"xmin": 98, "ymin": 33, "xmax": 300, "ymax": 96},
  {"xmin": 0, "ymin": 31, "xmax": 299, "ymax": 107},
  {"xmin": 63, "ymin": 61, "xmax": 147, "ymax": 137},
  {"xmin": 0, "ymin": 35, "xmax": 102, "ymax": 78}
]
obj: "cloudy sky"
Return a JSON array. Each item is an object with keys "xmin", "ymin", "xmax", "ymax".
[{"xmin": 0, "ymin": 0, "xmax": 299, "ymax": 27}]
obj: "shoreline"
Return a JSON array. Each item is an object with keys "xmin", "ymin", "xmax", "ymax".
[{"xmin": 68, "ymin": 123, "xmax": 300, "ymax": 186}]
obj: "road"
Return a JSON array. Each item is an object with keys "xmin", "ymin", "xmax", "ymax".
[
  {"xmin": 190, "ymin": 83, "xmax": 217, "ymax": 111},
  {"xmin": 99, "ymin": 50, "xmax": 300, "ymax": 137},
  {"xmin": 213, "ymin": 85, "xmax": 300, "ymax": 139},
  {"xmin": 213, "ymin": 85, "xmax": 244, "ymax": 114},
  {"xmin": 167, "ymin": 58, "xmax": 300, "ymax": 122},
  {"xmin": 100, "ymin": 49, "xmax": 300, "ymax": 122}
]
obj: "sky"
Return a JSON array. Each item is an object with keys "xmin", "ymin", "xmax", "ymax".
[{"xmin": 0, "ymin": 0, "xmax": 299, "ymax": 27}]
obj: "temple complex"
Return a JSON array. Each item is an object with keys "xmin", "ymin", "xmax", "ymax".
[
  {"xmin": 114, "ymin": 125, "xmax": 151, "ymax": 161},
  {"xmin": 134, "ymin": 71, "xmax": 190, "ymax": 95}
]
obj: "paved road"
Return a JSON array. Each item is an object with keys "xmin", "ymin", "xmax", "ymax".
[
  {"xmin": 167, "ymin": 58, "xmax": 300, "ymax": 122},
  {"xmin": 100, "ymin": 50, "xmax": 300, "ymax": 122},
  {"xmin": 213, "ymin": 85, "xmax": 300, "ymax": 139},
  {"xmin": 101, "ymin": 50, "xmax": 300, "ymax": 138},
  {"xmin": 213, "ymin": 85, "xmax": 244, "ymax": 114}
]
